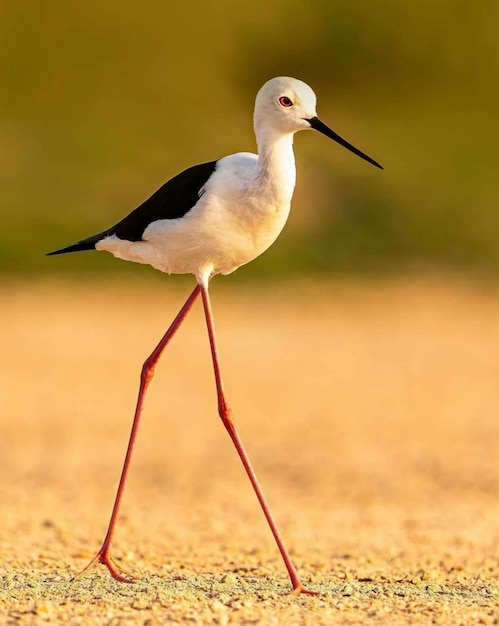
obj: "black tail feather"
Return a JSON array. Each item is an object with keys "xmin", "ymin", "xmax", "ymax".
[
  {"xmin": 46, "ymin": 241, "xmax": 96, "ymax": 255},
  {"xmin": 46, "ymin": 229, "xmax": 112, "ymax": 256}
]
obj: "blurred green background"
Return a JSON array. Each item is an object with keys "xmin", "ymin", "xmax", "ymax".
[{"xmin": 1, "ymin": 0, "xmax": 498, "ymax": 279}]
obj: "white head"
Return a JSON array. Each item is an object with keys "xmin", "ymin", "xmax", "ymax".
[
  {"xmin": 254, "ymin": 76, "xmax": 382, "ymax": 169},
  {"xmin": 254, "ymin": 76, "xmax": 318, "ymax": 134}
]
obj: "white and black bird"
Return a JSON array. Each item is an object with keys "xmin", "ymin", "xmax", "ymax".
[{"xmin": 48, "ymin": 76, "xmax": 382, "ymax": 594}]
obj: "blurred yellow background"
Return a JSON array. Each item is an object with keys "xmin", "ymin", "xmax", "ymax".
[
  {"xmin": 1, "ymin": 0, "xmax": 498, "ymax": 278},
  {"xmin": 1, "ymin": 6, "xmax": 499, "ymax": 620}
]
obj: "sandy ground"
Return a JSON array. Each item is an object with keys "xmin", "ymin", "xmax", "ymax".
[{"xmin": 0, "ymin": 276, "xmax": 498, "ymax": 625}]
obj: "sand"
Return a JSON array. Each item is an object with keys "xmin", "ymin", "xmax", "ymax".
[{"xmin": 0, "ymin": 277, "xmax": 498, "ymax": 624}]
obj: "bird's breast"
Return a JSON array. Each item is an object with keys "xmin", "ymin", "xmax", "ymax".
[
  {"xmin": 191, "ymin": 152, "xmax": 295, "ymax": 273},
  {"xmin": 197, "ymin": 185, "xmax": 292, "ymax": 275}
]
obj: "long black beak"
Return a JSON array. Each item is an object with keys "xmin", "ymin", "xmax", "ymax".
[{"xmin": 307, "ymin": 117, "xmax": 383, "ymax": 170}]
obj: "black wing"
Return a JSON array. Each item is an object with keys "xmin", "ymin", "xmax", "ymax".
[{"xmin": 47, "ymin": 160, "xmax": 218, "ymax": 255}]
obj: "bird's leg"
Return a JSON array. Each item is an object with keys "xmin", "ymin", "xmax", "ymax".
[
  {"xmin": 199, "ymin": 282, "xmax": 317, "ymax": 595},
  {"xmin": 75, "ymin": 284, "xmax": 202, "ymax": 583}
]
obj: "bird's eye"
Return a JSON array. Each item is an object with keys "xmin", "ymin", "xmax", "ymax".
[{"xmin": 278, "ymin": 96, "xmax": 293, "ymax": 108}]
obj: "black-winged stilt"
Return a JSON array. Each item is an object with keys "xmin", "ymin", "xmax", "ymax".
[{"xmin": 48, "ymin": 76, "xmax": 382, "ymax": 594}]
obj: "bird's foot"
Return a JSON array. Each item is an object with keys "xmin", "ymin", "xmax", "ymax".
[
  {"xmin": 73, "ymin": 548, "xmax": 136, "ymax": 584},
  {"xmin": 291, "ymin": 583, "xmax": 319, "ymax": 596}
]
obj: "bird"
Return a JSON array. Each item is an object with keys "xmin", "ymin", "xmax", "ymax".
[{"xmin": 48, "ymin": 76, "xmax": 382, "ymax": 595}]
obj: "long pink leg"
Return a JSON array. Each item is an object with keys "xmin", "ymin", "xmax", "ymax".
[
  {"xmin": 199, "ymin": 282, "xmax": 317, "ymax": 595},
  {"xmin": 75, "ymin": 284, "xmax": 202, "ymax": 582}
]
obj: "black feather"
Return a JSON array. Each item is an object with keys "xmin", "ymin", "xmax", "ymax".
[
  {"xmin": 47, "ymin": 160, "xmax": 218, "ymax": 256},
  {"xmin": 46, "ymin": 230, "xmax": 112, "ymax": 255}
]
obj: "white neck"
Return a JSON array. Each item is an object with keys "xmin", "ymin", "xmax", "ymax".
[{"xmin": 254, "ymin": 125, "xmax": 296, "ymax": 205}]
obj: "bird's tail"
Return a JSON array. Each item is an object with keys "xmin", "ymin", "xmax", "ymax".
[{"xmin": 46, "ymin": 230, "xmax": 111, "ymax": 256}]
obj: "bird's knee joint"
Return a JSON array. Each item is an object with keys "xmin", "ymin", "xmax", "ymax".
[
  {"xmin": 141, "ymin": 363, "xmax": 155, "ymax": 384},
  {"xmin": 218, "ymin": 402, "xmax": 231, "ymax": 418},
  {"xmin": 218, "ymin": 403, "xmax": 235, "ymax": 429}
]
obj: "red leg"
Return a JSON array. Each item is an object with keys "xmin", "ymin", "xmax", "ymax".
[
  {"xmin": 75, "ymin": 284, "xmax": 202, "ymax": 582},
  {"xmin": 199, "ymin": 282, "xmax": 317, "ymax": 595}
]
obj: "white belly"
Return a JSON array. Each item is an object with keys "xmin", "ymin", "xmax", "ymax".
[{"xmin": 97, "ymin": 192, "xmax": 291, "ymax": 279}]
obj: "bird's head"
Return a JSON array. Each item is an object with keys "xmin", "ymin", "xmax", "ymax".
[
  {"xmin": 255, "ymin": 76, "xmax": 318, "ymax": 134},
  {"xmin": 254, "ymin": 76, "xmax": 382, "ymax": 169}
]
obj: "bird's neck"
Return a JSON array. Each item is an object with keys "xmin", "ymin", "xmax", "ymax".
[{"xmin": 255, "ymin": 129, "xmax": 296, "ymax": 204}]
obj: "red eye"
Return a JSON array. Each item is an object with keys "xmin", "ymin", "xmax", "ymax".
[{"xmin": 278, "ymin": 96, "xmax": 293, "ymax": 107}]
